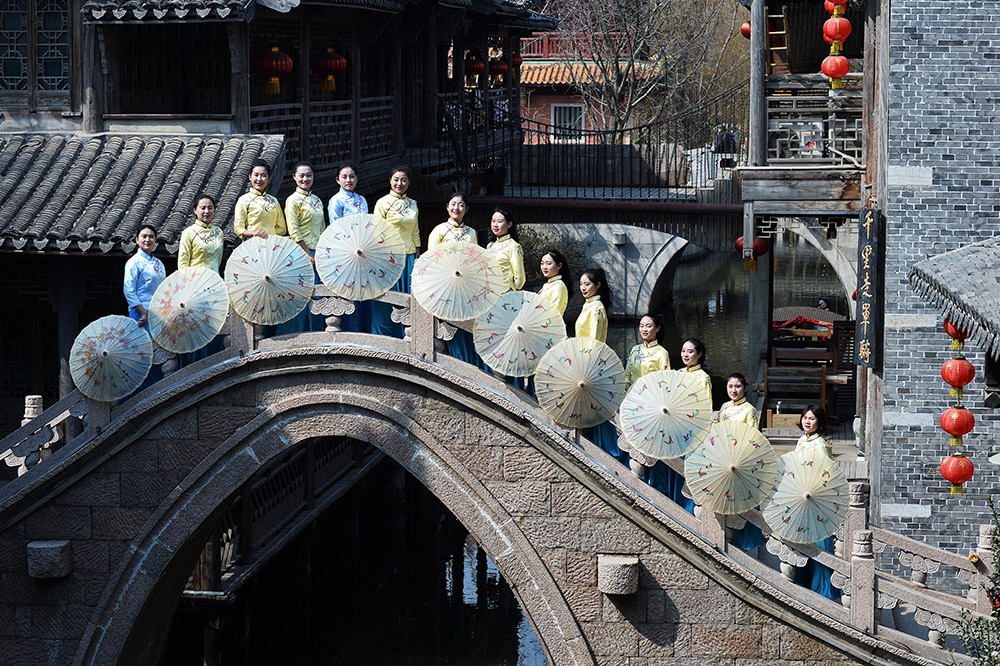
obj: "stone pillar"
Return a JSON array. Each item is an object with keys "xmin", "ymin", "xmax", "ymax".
[
  {"xmin": 849, "ymin": 530, "xmax": 876, "ymax": 633},
  {"xmin": 974, "ymin": 523, "xmax": 997, "ymax": 614},
  {"xmin": 845, "ymin": 481, "xmax": 870, "ymax": 563}
]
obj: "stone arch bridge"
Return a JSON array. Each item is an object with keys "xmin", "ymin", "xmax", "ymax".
[{"xmin": 0, "ymin": 304, "xmax": 988, "ymax": 666}]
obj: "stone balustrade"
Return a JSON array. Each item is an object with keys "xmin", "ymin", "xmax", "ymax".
[{"xmin": 1, "ymin": 290, "xmax": 996, "ymax": 664}]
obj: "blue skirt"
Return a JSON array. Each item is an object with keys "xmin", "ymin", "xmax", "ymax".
[
  {"xmin": 648, "ymin": 462, "xmax": 695, "ymax": 514},
  {"xmin": 584, "ymin": 421, "xmax": 629, "ymax": 466},
  {"xmin": 795, "ymin": 536, "xmax": 840, "ymax": 600},
  {"xmin": 178, "ymin": 333, "xmax": 226, "ymax": 368},
  {"xmin": 444, "ymin": 328, "xmax": 481, "ymax": 366},
  {"xmin": 338, "ymin": 300, "xmax": 371, "ymax": 333},
  {"xmin": 731, "ymin": 523, "xmax": 765, "ymax": 551},
  {"xmin": 372, "ymin": 252, "xmax": 415, "ymax": 338}
]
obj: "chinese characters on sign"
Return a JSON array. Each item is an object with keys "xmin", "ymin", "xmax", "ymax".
[{"xmin": 856, "ymin": 207, "xmax": 884, "ymax": 370}]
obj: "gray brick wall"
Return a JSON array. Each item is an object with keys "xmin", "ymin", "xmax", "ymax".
[{"xmin": 882, "ymin": 0, "xmax": 1000, "ymax": 568}]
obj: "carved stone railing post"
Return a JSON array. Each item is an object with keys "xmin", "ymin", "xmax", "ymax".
[
  {"xmin": 766, "ymin": 537, "xmax": 807, "ymax": 582},
  {"xmin": 846, "ymin": 481, "xmax": 869, "ymax": 561},
  {"xmin": 227, "ymin": 307, "xmax": 256, "ymax": 356},
  {"xmin": 311, "ymin": 295, "xmax": 355, "ymax": 332},
  {"xmin": 850, "ymin": 530, "xmax": 876, "ymax": 633},
  {"xmin": 899, "ymin": 550, "xmax": 939, "ymax": 588},
  {"xmin": 408, "ymin": 296, "xmax": 436, "ymax": 361},
  {"xmin": 974, "ymin": 523, "xmax": 997, "ymax": 614}
]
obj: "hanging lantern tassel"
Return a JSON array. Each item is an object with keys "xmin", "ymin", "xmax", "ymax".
[
  {"xmin": 941, "ymin": 405, "xmax": 975, "ymax": 447},
  {"xmin": 735, "ymin": 236, "xmax": 769, "ymax": 272},
  {"xmin": 941, "ymin": 452, "xmax": 974, "ymax": 496},
  {"xmin": 313, "ymin": 48, "xmax": 348, "ymax": 92},
  {"xmin": 252, "ymin": 46, "xmax": 294, "ymax": 96},
  {"xmin": 942, "ymin": 356, "xmax": 976, "ymax": 400}
]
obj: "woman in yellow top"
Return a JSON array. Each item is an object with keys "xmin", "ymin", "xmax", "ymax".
[
  {"xmin": 427, "ymin": 192, "xmax": 477, "ymax": 249},
  {"xmin": 234, "ymin": 159, "xmax": 286, "ymax": 240},
  {"xmin": 486, "ymin": 207, "xmax": 525, "ymax": 293},
  {"xmin": 178, "ymin": 194, "xmax": 223, "ymax": 273},
  {"xmin": 717, "ymin": 372, "xmax": 758, "ymax": 430},
  {"xmin": 718, "ymin": 372, "xmax": 764, "ymax": 551},
  {"xmin": 281, "ymin": 161, "xmax": 327, "ymax": 333},
  {"xmin": 574, "ymin": 267, "xmax": 624, "ymax": 463},
  {"xmin": 575, "ymin": 267, "xmax": 609, "ymax": 342},
  {"xmin": 371, "ymin": 165, "xmax": 419, "ymax": 337},
  {"xmin": 537, "ymin": 249, "xmax": 570, "ymax": 316},
  {"xmin": 177, "ymin": 194, "xmax": 226, "ymax": 365},
  {"xmin": 649, "ymin": 337, "xmax": 711, "ymax": 514},
  {"xmin": 624, "ymin": 313, "xmax": 670, "ymax": 385},
  {"xmin": 792, "ymin": 404, "xmax": 838, "ymax": 600}
]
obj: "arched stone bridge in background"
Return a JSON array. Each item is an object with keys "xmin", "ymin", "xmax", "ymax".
[{"xmin": 0, "ymin": 298, "xmax": 990, "ymax": 666}]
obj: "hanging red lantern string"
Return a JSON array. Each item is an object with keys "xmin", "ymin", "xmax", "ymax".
[
  {"xmin": 253, "ymin": 46, "xmax": 294, "ymax": 95},
  {"xmin": 312, "ymin": 48, "xmax": 347, "ymax": 92},
  {"xmin": 822, "ymin": 55, "xmax": 851, "ymax": 89},
  {"xmin": 821, "ymin": 0, "xmax": 850, "ymax": 89},
  {"xmin": 941, "ymin": 357, "xmax": 976, "ymax": 399},
  {"xmin": 941, "ymin": 452, "xmax": 974, "ymax": 496},
  {"xmin": 944, "ymin": 318, "xmax": 969, "ymax": 351},
  {"xmin": 941, "ymin": 405, "xmax": 975, "ymax": 447},
  {"xmin": 823, "ymin": 16, "xmax": 852, "ymax": 50}
]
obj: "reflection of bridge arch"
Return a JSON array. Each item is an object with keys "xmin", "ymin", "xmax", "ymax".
[{"xmin": 777, "ymin": 220, "xmax": 859, "ymax": 318}]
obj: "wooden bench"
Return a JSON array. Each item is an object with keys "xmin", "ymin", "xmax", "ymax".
[{"xmin": 762, "ymin": 364, "xmax": 826, "ymax": 414}]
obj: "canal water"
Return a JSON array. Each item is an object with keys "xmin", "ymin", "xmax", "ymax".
[{"xmin": 606, "ymin": 230, "xmax": 847, "ymax": 405}]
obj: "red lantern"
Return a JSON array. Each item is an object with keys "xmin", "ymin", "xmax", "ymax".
[
  {"xmin": 741, "ymin": 21, "xmax": 751, "ymax": 39},
  {"xmin": 822, "ymin": 55, "xmax": 850, "ymax": 88},
  {"xmin": 312, "ymin": 48, "xmax": 347, "ymax": 92},
  {"xmin": 465, "ymin": 56, "xmax": 485, "ymax": 76},
  {"xmin": 489, "ymin": 59, "xmax": 508, "ymax": 76},
  {"xmin": 940, "ymin": 452, "xmax": 974, "ymax": 496},
  {"xmin": 941, "ymin": 406, "xmax": 975, "ymax": 446},
  {"xmin": 511, "ymin": 54, "xmax": 523, "ymax": 69},
  {"xmin": 941, "ymin": 357, "xmax": 976, "ymax": 398},
  {"xmin": 823, "ymin": 17, "xmax": 852, "ymax": 44},
  {"xmin": 253, "ymin": 46, "xmax": 294, "ymax": 95},
  {"xmin": 944, "ymin": 318, "xmax": 969, "ymax": 351},
  {"xmin": 735, "ymin": 236, "xmax": 770, "ymax": 257},
  {"xmin": 824, "ymin": 0, "xmax": 837, "ymax": 13}
]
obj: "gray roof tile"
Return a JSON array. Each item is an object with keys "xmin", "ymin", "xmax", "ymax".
[{"xmin": 0, "ymin": 133, "xmax": 285, "ymax": 255}]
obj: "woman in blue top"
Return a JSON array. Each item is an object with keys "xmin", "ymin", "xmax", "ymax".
[
  {"xmin": 123, "ymin": 225, "xmax": 166, "ymax": 332},
  {"xmin": 327, "ymin": 162, "xmax": 370, "ymax": 332},
  {"xmin": 123, "ymin": 224, "xmax": 166, "ymax": 394}
]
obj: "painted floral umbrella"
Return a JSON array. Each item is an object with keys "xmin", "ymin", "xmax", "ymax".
[
  {"xmin": 69, "ymin": 315, "xmax": 152, "ymax": 401},
  {"xmin": 684, "ymin": 420, "xmax": 778, "ymax": 515},
  {"xmin": 619, "ymin": 369, "xmax": 713, "ymax": 461},
  {"xmin": 411, "ymin": 242, "xmax": 505, "ymax": 321},
  {"xmin": 473, "ymin": 290, "xmax": 567, "ymax": 377},
  {"xmin": 225, "ymin": 236, "xmax": 314, "ymax": 325},
  {"xmin": 534, "ymin": 337, "xmax": 627, "ymax": 429},
  {"xmin": 148, "ymin": 267, "xmax": 228, "ymax": 354},
  {"xmin": 315, "ymin": 213, "xmax": 406, "ymax": 301},
  {"xmin": 762, "ymin": 449, "xmax": 848, "ymax": 545}
]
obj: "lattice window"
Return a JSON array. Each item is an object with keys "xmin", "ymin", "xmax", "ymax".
[
  {"xmin": 551, "ymin": 104, "xmax": 585, "ymax": 143},
  {"xmin": 118, "ymin": 23, "xmax": 230, "ymax": 114},
  {"xmin": 0, "ymin": 0, "xmax": 69, "ymax": 110}
]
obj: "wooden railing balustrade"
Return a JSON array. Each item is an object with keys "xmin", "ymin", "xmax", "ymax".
[
  {"xmin": 765, "ymin": 73, "xmax": 863, "ymax": 166},
  {"xmin": 1, "ymin": 289, "xmax": 996, "ymax": 661}
]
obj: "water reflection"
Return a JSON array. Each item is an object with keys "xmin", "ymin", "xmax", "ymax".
[{"xmin": 607, "ymin": 231, "xmax": 845, "ymax": 406}]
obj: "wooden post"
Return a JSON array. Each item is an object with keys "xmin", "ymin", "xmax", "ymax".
[
  {"xmin": 849, "ymin": 530, "xmax": 876, "ymax": 633},
  {"xmin": 48, "ymin": 264, "xmax": 82, "ymax": 398},
  {"xmin": 299, "ymin": 14, "xmax": 311, "ymax": 162},
  {"xmin": 229, "ymin": 22, "xmax": 251, "ymax": 134},
  {"xmin": 390, "ymin": 21, "xmax": 404, "ymax": 156},
  {"xmin": 350, "ymin": 22, "xmax": 362, "ymax": 161},
  {"xmin": 749, "ymin": 0, "xmax": 766, "ymax": 167},
  {"xmin": 80, "ymin": 11, "xmax": 102, "ymax": 131},
  {"xmin": 421, "ymin": 9, "xmax": 438, "ymax": 147}
]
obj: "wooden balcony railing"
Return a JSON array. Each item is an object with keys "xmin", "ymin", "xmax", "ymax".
[{"xmin": 766, "ymin": 73, "xmax": 863, "ymax": 166}]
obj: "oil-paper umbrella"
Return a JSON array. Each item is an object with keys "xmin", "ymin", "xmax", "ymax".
[
  {"xmin": 69, "ymin": 315, "xmax": 152, "ymax": 401},
  {"xmin": 473, "ymin": 290, "xmax": 567, "ymax": 377},
  {"xmin": 534, "ymin": 337, "xmax": 627, "ymax": 429},
  {"xmin": 148, "ymin": 267, "xmax": 228, "ymax": 354},
  {"xmin": 315, "ymin": 213, "xmax": 406, "ymax": 301},
  {"xmin": 762, "ymin": 449, "xmax": 848, "ymax": 545},
  {"xmin": 619, "ymin": 369, "xmax": 713, "ymax": 461},
  {"xmin": 684, "ymin": 420, "xmax": 778, "ymax": 515},
  {"xmin": 411, "ymin": 242, "xmax": 505, "ymax": 321},
  {"xmin": 225, "ymin": 236, "xmax": 314, "ymax": 325}
]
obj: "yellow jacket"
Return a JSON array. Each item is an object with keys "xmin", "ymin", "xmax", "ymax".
[
  {"xmin": 284, "ymin": 187, "xmax": 326, "ymax": 250},
  {"xmin": 427, "ymin": 220, "xmax": 477, "ymax": 249},
  {"xmin": 575, "ymin": 295, "xmax": 607, "ymax": 342},
  {"xmin": 234, "ymin": 189, "xmax": 286, "ymax": 239},
  {"xmin": 718, "ymin": 397, "xmax": 759, "ymax": 431},
  {"xmin": 537, "ymin": 276, "xmax": 568, "ymax": 315},
  {"xmin": 625, "ymin": 340, "xmax": 671, "ymax": 384},
  {"xmin": 178, "ymin": 221, "xmax": 223, "ymax": 272},
  {"xmin": 487, "ymin": 234, "xmax": 525, "ymax": 292},
  {"xmin": 373, "ymin": 191, "xmax": 420, "ymax": 254}
]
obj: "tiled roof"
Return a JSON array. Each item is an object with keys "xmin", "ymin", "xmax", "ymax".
[
  {"xmin": 306, "ymin": 0, "xmax": 405, "ymax": 11},
  {"xmin": 908, "ymin": 236, "xmax": 1000, "ymax": 359},
  {"xmin": 520, "ymin": 61, "xmax": 656, "ymax": 86},
  {"xmin": 0, "ymin": 133, "xmax": 285, "ymax": 255},
  {"xmin": 82, "ymin": 0, "xmax": 253, "ymax": 22},
  {"xmin": 500, "ymin": 8, "xmax": 556, "ymax": 29}
]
